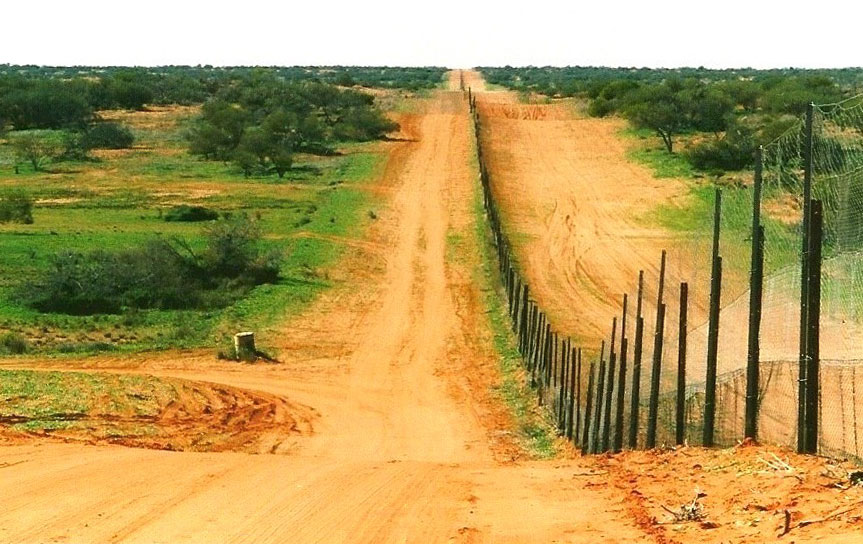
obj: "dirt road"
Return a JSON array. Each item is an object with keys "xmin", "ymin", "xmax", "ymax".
[{"xmin": 0, "ymin": 80, "xmax": 648, "ymax": 543}]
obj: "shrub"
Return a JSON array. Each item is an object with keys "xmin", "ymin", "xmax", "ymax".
[
  {"xmin": 0, "ymin": 194, "xmax": 34, "ymax": 224},
  {"xmin": 56, "ymin": 341, "xmax": 115, "ymax": 354},
  {"xmin": 19, "ymin": 215, "xmax": 281, "ymax": 315},
  {"xmin": 163, "ymin": 205, "xmax": 219, "ymax": 222},
  {"xmin": 688, "ymin": 124, "xmax": 755, "ymax": 173},
  {"xmin": 19, "ymin": 240, "xmax": 195, "ymax": 314},
  {"xmin": 201, "ymin": 215, "xmax": 281, "ymax": 285},
  {"xmin": 0, "ymin": 332, "xmax": 28, "ymax": 354},
  {"xmin": 58, "ymin": 132, "xmax": 91, "ymax": 161},
  {"xmin": 11, "ymin": 132, "xmax": 63, "ymax": 171},
  {"xmin": 587, "ymin": 97, "xmax": 614, "ymax": 118},
  {"xmin": 81, "ymin": 122, "xmax": 135, "ymax": 150}
]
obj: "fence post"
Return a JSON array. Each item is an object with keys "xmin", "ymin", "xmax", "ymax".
[
  {"xmin": 745, "ymin": 146, "xmax": 765, "ymax": 441},
  {"xmin": 804, "ymin": 199, "xmax": 823, "ymax": 453},
  {"xmin": 541, "ymin": 323, "xmax": 552, "ymax": 403},
  {"xmin": 519, "ymin": 286, "xmax": 530, "ymax": 355},
  {"xmin": 629, "ymin": 270, "xmax": 645, "ymax": 449},
  {"xmin": 568, "ymin": 346, "xmax": 579, "ymax": 440},
  {"xmin": 602, "ymin": 318, "xmax": 618, "ymax": 452},
  {"xmin": 676, "ymin": 282, "xmax": 688, "ymax": 446},
  {"xmin": 511, "ymin": 276, "xmax": 521, "ymax": 331},
  {"xmin": 591, "ymin": 341, "xmax": 607, "ymax": 454},
  {"xmin": 581, "ymin": 360, "xmax": 596, "ymax": 454},
  {"xmin": 614, "ymin": 294, "xmax": 629, "ymax": 452},
  {"xmin": 798, "ymin": 102, "xmax": 815, "ymax": 453},
  {"xmin": 559, "ymin": 339, "xmax": 569, "ymax": 432},
  {"xmin": 703, "ymin": 189, "xmax": 723, "ymax": 447},
  {"xmin": 646, "ymin": 251, "xmax": 667, "ymax": 449}
]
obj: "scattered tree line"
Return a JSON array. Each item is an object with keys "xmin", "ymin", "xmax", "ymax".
[
  {"xmin": 0, "ymin": 66, "xmax": 409, "ymax": 178},
  {"xmin": 479, "ymin": 66, "xmax": 860, "ymax": 174},
  {"xmin": 187, "ymin": 75, "xmax": 398, "ymax": 178},
  {"xmin": 0, "ymin": 65, "xmax": 445, "ymax": 130}
]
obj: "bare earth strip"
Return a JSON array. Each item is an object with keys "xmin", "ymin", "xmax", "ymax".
[
  {"xmin": 0, "ymin": 84, "xmax": 648, "ymax": 543},
  {"xmin": 475, "ymin": 85, "xmax": 706, "ymax": 349}
]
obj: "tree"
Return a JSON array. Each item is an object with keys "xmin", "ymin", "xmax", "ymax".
[
  {"xmin": 110, "ymin": 80, "xmax": 153, "ymax": 110},
  {"xmin": 0, "ymin": 82, "xmax": 92, "ymax": 129},
  {"xmin": 187, "ymin": 100, "xmax": 249, "ymax": 160},
  {"xmin": 233, "ymin": 120, "xmax": 295, "ymax": 178},
  {"xmin": 12, "ymin": 133, "xmax": 63, "ymax": 171},
  {"xmin": 623, "ymin": 83, "xmax": 686, "ymax": 153},
  {"xmin": 682, "ymin": 85, "xmax": 734, "ymax": 133}
]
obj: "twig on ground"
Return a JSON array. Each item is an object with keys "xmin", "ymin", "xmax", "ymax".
[{"xmin": 795, "ymin": 499, "xmax": 863, "ymax": 530}]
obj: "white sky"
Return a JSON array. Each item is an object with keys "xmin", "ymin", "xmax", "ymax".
[{"xmin": 2, "ymin": 0, "xmax": 861, "ymax": 68}]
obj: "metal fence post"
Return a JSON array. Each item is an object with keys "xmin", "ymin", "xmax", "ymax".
[
  {"xmin": 581, "ymin": 360, "xmax": 596, "ymax": 454},
  {"xmin": 602, "ymin": 318, "xmax": 618, "ymax": 452},
  {"xmin": 646, "ymin": 251, "xmax": 667, "ymax": 449},
  {"xmin": 591, "ymin": 342, "xmax": 607, "ymax": 454},
  {"xmin": 703, "ymin": 189, "xmax": 723, "ymax": 447},
  {"xmin": 676, "ymin": 282, "xmax": 688, "ymax": 446},
  {"xmin": 798, "ymin": 102, "xmax": 815, "ymax": 453},
  {"xmin": 746, "ymin": 146, "xmax": 765, "ymax": 441},
  {"xmin": 804, "ymin": 200, "xmax": 823, "ymax": 453},
  {"xmin": 614, "ymin": 294, "xmax": 628, "ymax": 452},
  {"xmin": 628, "ymin": 270, "xmax": 645, "ymax": 449}
]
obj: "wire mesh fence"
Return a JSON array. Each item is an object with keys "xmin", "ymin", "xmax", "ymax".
[{"xmin": 470, "ymin": 84, "xmax": 863, "ymax": 459}]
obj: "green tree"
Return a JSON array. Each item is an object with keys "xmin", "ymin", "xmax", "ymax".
[
  {"xmin": 187, "ymin": 100, "xmax": 250, "ymax": 160},
  {"xmin": 682, "ymin": 84, "xmax": 734, "ymax": 133},
  {"xmin": 12, "ymin": 133, "xmax": 63, "ymax": 171},
  {"xmin": 623, "ymin": 83, "xmax": 686, "ymax": 153}
]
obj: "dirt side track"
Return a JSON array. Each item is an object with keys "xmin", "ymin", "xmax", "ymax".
[{"xmin": 0, "ymin": 85, "xmax": 648, "ymax": 543}]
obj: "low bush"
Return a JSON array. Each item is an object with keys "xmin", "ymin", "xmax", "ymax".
[
  {"xmin": 18, "ymin": 215, "xmax": 281, "ymax": 315},
  {"xmin": 163, "ymin": 205, "xmax": 219, "ymax": 222},
  {"xmin": 0, "ymin": 194, "xmax": 34, "ymax": 224},
  {"xmin": 687, "ymin": 124, "xmax": 756, "ymax": 173},
  {"xmin": 81, "ymin": 122, "xmax": 135, "ymax": 150},
  {"xmin": 0, "ymin": 332, "xmax": 28, "ymax": 354},
  {"xmin": 587, "ymin": 97, "xmax": 614, "ymax": 118},
  {"xmin": 56, "ymin": 341, "xmax": 116, "ymax": 354}
]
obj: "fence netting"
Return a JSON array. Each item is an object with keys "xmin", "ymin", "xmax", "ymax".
[{"xmin": 473, "ymin": 85, "xmax": 863, "ymax": 459}]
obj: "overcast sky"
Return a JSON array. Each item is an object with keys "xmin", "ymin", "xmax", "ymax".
[{"xmin": 3, "ymin": 0, "xmax": 860, "ymax": 68}]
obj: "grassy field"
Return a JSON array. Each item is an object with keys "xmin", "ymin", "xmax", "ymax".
[
  {"xmin": 0, "ymin": 106, "xmax": 385, "ymax": 356},
  {"xmin": 0, "ymin": 369, "xmax": 177, "ymax": 433}
]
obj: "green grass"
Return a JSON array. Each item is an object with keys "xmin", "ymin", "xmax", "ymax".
[
  {"xmin": 648, "ymin": 183, "xmax": 799, "ymax": 276},
  {"xmin": 0, "ymin": 108, "xmax": 385, "ymax": 356},
  {"xmin": 0, "ymin": 369, "xmax": 178, "ymax": 432},
  {"xmin": 622, "ymin": 127, "xmax": 697, "ymax": 179},
  {"xmin": 463, "ymin": 127, "xmax": 557, "ymax": 459}
]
